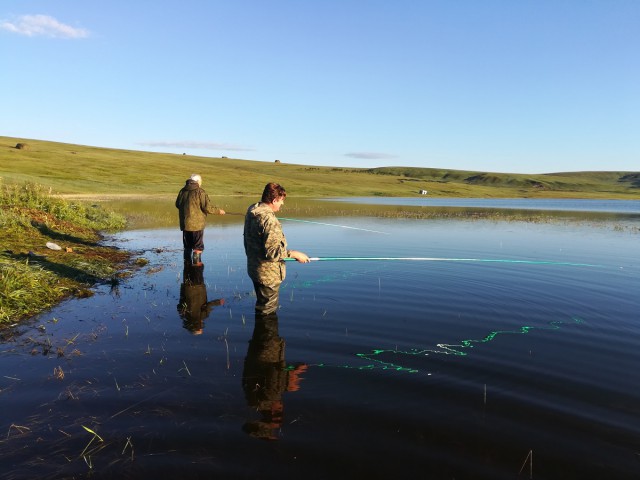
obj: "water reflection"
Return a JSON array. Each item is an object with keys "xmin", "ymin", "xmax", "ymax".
[
  {"xmin": 242, "ymin": 312, "xmax": 307, "ymax": 440},
  {"xmin": 177, "ymin": 254, "xmax": 225, "ymax": 334}
]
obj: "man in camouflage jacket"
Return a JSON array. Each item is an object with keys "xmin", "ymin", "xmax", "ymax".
[
  {"xmin": 244, "ymin": 183, "xmax": 309, "ymax": 314},
  {"xmin": 175, "ymin": 174, "xmax": 225, "ymax": 260}
]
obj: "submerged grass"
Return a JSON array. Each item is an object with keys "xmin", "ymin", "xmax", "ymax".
[
  {"xmin": 0, "ymin": 182, "xmax": 132, "ymax": 325},
  {"xmin": 80, "ymin": 194, "xmax": 640, "ymax": 232}
]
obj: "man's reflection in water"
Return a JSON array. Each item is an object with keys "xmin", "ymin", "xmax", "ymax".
[
  {"xmin": 177, "ymin": 254, "xmax": 224, "ymax": 335},
  {"xmin": 242, "ymin": 312, "xmax": 307, "ymax": 440}
]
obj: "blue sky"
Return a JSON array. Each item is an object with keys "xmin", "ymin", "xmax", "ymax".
[{"xmin": 1, "ymin": 1, "xmax": 638, "ymax": 173}]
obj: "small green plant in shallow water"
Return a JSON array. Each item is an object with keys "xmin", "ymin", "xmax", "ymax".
[{"xmin": 0, "ymin": 182, "xmax": 132, "ymax": 325}]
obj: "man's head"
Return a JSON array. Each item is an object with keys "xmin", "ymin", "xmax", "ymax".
[
  {"xmin": 189, "ymin": 174, "xmax": 202, "ymax": 186},
  {"xmin": 261, "ymin": 183, "xmax": 287, "ymax": 213},
  {"xmin": 261, "ymin": 183, "xmax": 286, "ymax": 204}
]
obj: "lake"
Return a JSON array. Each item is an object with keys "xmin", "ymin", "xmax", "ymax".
[
  {"xmin": 323, "ymin": 196, "xmax": 640, "ymax": 213},
  {"xmin": 1, "ymin": 205, "xmax": 639, "ymax": 479}
]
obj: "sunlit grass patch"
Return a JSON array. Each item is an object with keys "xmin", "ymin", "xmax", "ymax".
[
  {"xmin": 1, "ymin": 182, "xmax": 126, "ymax": 232},
  {"xmin": 0, "ymin": 182, "xmax": 131, "ymax": 325}
]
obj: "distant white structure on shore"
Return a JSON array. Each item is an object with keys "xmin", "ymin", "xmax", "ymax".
[{"xmin": 419, "ymin": 189, "xmax": 428, "ymax": 195}]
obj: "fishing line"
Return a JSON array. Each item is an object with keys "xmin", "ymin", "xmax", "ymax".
[
  {"xmin": 302, "ymin": 317, "xmax": 586, "ymax": 374},
  {"xmin": 285, "ymin": 257, "xmax": 599, "ymax": 267},
  {"xmin": 226, "ymin": 212, "xmax": 389, "ymax": 234},
  {"xmin": 278, "ymin": 217, "xmax": 390, "ymax": 234}
]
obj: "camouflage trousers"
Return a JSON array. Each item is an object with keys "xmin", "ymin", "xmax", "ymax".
[{"xmin": 252, "ymin": 281, "xmax": 281, "ymax": 315}]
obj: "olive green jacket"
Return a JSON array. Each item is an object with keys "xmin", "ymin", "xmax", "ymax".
[
  {"xmin": 243, "ymin": 202, "xmax": 289, "ymax": 287},
  {"xmin": 175, "ymin": 181, "xmax": 222, "ymax": 231}
]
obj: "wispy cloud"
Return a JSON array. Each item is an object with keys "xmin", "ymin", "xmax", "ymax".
[
  {"xmin": 138, "ymin": 141, "xmax": 255, "ymax": 152},
  {"xmin": 345, "ymin": 152, "xmax": 398, "ymax": 160},
  {"xmin": 0, "ymin": 14, "xmax": 89, "ymax": 38}
]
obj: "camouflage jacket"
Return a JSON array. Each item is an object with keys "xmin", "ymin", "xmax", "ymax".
[
  {"xmin": 243, "ymin": 202, "xmax": 289, "ymax": 286},
  {"xmin": 175, "ymin": 180, "xmax": 222, "ymax": 231}
]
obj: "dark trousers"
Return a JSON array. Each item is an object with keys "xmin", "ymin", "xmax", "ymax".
[
  {"xmin": 252, "ymin": 281, "xmax": 280, "ymax": 315},
  {"xmin": 182, "ymin": 230, "xmax": 204, "ymax": 252}
]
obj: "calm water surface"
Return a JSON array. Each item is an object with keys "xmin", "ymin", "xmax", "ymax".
[
  {"xmin": 1, "ymin": 216, "xmax": 639, "ymax": 479},
  {"xmin": 324, "ymin": 196, "xmax": 640, "ymax": 213}
]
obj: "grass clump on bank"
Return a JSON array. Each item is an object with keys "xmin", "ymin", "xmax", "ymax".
[{"xmin": 0, "ymin": 182, "xmax": 130, "ymax": 325}]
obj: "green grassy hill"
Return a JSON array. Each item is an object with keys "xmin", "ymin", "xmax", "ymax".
[{"xmin": 1, "ymin": 136, "xmax": 638, "ymax": 199}]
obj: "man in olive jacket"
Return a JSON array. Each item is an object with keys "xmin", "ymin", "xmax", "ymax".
[{"xmin": 176, "ymin": 174, "xmax": 225, "ymax": 261}]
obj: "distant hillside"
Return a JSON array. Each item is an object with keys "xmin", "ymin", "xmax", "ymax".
[
  {"xmin": 368, "ymin": 167, "xmax": 640, "ymax": 197},
  {"xmin": 1, "ymin": 136, "xmax": 638, "ymax": 199}
]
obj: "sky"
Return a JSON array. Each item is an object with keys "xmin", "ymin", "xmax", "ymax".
[{"xmin": 1, "ymin": 1, "xmax": 638, "ymax": 173}]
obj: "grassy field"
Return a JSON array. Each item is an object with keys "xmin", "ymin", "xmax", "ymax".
[{"xmin": 2, "ymin": 136, "xmax": 639, "ymax": 199}]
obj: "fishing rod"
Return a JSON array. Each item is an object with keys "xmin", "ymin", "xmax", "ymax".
[
  {"xmin": 284, "ymin": 256, "xmax": 599, "ymax": 267},
  {"xmin": 227, "ymin": 213, "xmax": 595, "ymax": 266}
]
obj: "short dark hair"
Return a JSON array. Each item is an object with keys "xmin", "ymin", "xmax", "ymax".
[{"xmin": 261, "ymin": 183, "xmax": 287, "ymax": 204}]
